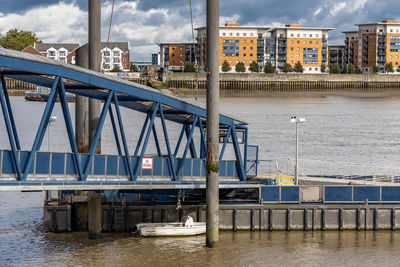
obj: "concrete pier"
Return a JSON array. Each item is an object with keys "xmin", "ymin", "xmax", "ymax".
[{"xmin": 87, "ymin": 191, "xmax": 102, "ymax": 239}]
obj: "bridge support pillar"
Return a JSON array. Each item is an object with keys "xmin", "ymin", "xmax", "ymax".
[{"xmin": 88, "ymin": 191, "xmax": 102, "ymax": 239}]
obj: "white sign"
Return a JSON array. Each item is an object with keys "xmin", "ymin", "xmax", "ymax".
[{"xmin": 142, "ymin": 158, "xmax": 153, "ymax": 170}]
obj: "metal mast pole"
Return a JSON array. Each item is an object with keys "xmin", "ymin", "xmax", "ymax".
[
  {"xmin": 295, "ymin": 122, "xmax": 298, "ymax": 186},
  {"xmin": 89, "ymin": 0, "xmax": 102, "ymax": 154},
  {"xmin": 206, "ymin": 0, "xmax": 220, "ymax": 248}
]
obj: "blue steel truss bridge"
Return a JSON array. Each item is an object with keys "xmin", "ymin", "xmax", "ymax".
[{"xmin": 0, "ymin": 48, "xmax": 259, "ymax": 192}]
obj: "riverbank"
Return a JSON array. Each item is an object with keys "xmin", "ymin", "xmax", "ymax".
[{"xmin": 164, "ymin": 73, "xmax": 400, "ymax": 96}]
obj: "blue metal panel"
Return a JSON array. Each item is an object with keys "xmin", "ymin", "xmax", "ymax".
[
  {"xmin": 2, "ymin": 151, "xmax": 16, "ymax": 174},
  {"xmin": 51, "ymin": 153, "xmax": 65, "ymax": 175},
  {"xmin": 325, "ymin": 186, "xmax": 352, "ymax": 202},
  {"xmin": 201, "ymin": 159, "xmax": 207, "ymax": 176},
  {"xmin": 80, "ymin": 155, "xmax": 91, "ymax": 175},
  {"xmin": 281, "ymin": 187, "xmax": 299, "ymax": 202},
  {"xmin": 106, "ymin": 156, "xmax": 118, "ymax": 176},
  {"xmin": 65, "ymin": 154, "xmax": 78, "ymax": 175},
  {"xmin": 219, "ymin": 161, "xmax": 226, "ymax": 177},
  {"xmin": 35, "ymin": 152, "xmax": 50, "ymax": 174},
  {"xmin": 1, "ymin": 74, "xmax": 20, "ymax": 150},
  {"xmin": 227, "ymin": 161, "xmax": 235, "ymax": 177},
  {"xmin": 382, "ymin": 187, "xmax": 400, "ymax": 202},
  {"xmin": 163, "ymin": 158, "xmax": 172, "ymax": 177},
  {"xmin": 183, "ymin": 160, "xmax": 192, "ymax": 177},
  {"xmin": 19, "ymin": 151, "xmax": 33, "ymax": 174},
  {"xmin": 93, "ymin": 155, "xmax": 106, "ymax": 176},
  {"xmin": 153, "ymin": 158, "xmax": 163, "ymax": 176},
  {"xmin": 353, "ymin": 186, "xmax": 380, "ymax": 202},
  {"xmin": 192, "ymin": 159, "xmax": 201, "ymax": 176},
  {"xmin": 261, "ymin": 186, "xmax": 279, "ymax": 202}
]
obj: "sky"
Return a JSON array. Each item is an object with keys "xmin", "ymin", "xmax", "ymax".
[{"xmin": 0, "ymin": 0, "xmax": 398, "ymax": 61}]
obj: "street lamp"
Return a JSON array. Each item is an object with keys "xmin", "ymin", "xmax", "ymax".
[
  {"xmin": 48, "ymin": 116, "xmax": 57, "ymax": 152},
  {"xmin": 290, "ymin": 116, "xmax": 305, "ymax": 186}
]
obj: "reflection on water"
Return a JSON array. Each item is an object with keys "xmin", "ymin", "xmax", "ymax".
[{"xmin": 2, "ymin": 96, "xmax": 400, "ymax": 265}]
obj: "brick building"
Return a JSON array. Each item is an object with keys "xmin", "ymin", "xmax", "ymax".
[
  {"xmin": 158, "ymin": 42, "xmax": 198, "ymax": 72},
  {"xmin": 23, "ymin": 43, "xmax": 79, "ymax": 64}
]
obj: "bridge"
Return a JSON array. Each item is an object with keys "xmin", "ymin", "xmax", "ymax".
[{"xmin": 0, "ymin": 48, "xmax": 258, "ymax": 191}]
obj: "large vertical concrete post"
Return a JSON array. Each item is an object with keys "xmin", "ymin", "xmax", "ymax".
[
  {"xmin": 88, "ymin": 0, "xmax": 102, "ymax": 239},
  {"xmin": 88, "ymin": 191, "xmax": 102, "ymax": 239},
  {"xmin": 89, "ymin": 0, "xmax": 102, "ymax": 154},
  {"xmin": 75, "ymin": 44, "xmax": 89, "ymax": 153},
  {"xmin": 206, "ymin": 0, "xmax": 219, "ymax": 248}
]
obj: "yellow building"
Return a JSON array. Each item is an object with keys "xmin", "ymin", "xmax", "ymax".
[
  {"xmin": 267, "ymin": 25, "xmax": 333, "ymax": 73},
  {"xmin": 196, "ymin": 24, "xmax": 270, "ymax": 72},
  {"xmin": 344, "ymin": 20, "xmax": 400, "ymax": 73}
]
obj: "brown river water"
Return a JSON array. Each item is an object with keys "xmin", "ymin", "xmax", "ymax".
[{"xmin": 2, "ymin": 95, "xmax": 400, "ymax": 266}]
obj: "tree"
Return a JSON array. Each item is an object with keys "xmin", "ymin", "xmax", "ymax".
[
  {"xmin": 330, "ymin": 63, "xmax": 341, "ymax": 74},
  {"xmin": 235, "ymin": 62, "xmax": 246, "ymax": 72},
  {"xmin": 373, "ymin": 65, "xmax": 380, "ymax": 74},
  {"xmin": 249, "ymin": 61, "xmax": 260, "ymax": 72},
  {"xmin": 321, "ymin": 63, "xmax": 327, "ymax": 73},
  {"xmin": 293, "ymin": 61, "xmax": 304, "ymax": 73},
  {"xmin": 397, "ymin": 68, "xmax": 400, "ymax": 73},
  {"xmin": 264, "ymin": 62, "xmax": 275, "ymax": 73},
  {"xmin": 130, "ymin": 63, "xmax": 139, "ymax": 72},
  {"xmin": 222, "ymin": 61, "xmax": 231, "ymax": 72},
  {"xmin": 347, "ymin": 63, "xmax": 355, "ymax": 74},
  {"xmin": 282, "ymin": 63, "xmax": 293, "ymax": 73},
  {"xmin": 184, "ymin": 63, "xmax": 196, "ymax": 72},
  {"xmin": 355, "ymin": 66, "xmax": 363, "ymax": 74},
  {"xmin": 385, "ymin": 62, "xmax": 394, "ymax": 73},
  {"xmin": 142, "ymin": 66, "xmax": 148, "ymax": 73},
  {"xmin": 0, "ymin": 29, "xmax": 41, "ymax": 51},
  {"xmin": 110, "ymin": 66, "xmax": 122, "ymax": 72}
]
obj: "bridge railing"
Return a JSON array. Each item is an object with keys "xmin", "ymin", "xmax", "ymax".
[{"xmin": 0, "ymin": 150, "xmax": 240, "ymax": 181}]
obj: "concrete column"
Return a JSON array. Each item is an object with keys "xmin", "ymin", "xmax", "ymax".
[
  {"xmin": 89, "ymin": 0, "xmax": 102, "ymax": 154},
  {"xmin": 88, "ymin": 191, "xmax": 102, "ymax": 239},
  {"xmin": 75, "ymin": 44, "xmax": 89, "ymax": 153},
  {"xmin": 206, "ymin": 0, "xmax": 220, "ymax": 248}
]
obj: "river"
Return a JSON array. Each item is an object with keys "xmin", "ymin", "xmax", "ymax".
[{"xmin": 2, "ymin": 95, "xmax": 400, "ymax": 266}]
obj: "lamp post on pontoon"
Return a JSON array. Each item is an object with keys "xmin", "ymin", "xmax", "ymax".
[{"xmin": 291, "ymin": 116, "xmax": 305, "ymax": 186}]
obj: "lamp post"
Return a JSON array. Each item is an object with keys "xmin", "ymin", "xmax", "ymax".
[
  {"xmin": 48, "ymin": 116, "xmax": 57, "ymax": 152},
  {"xmin": 290, "ymin": 116, "xmax": 305, "ymax": 186}
]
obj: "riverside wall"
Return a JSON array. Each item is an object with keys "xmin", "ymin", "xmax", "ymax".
[{"xmin": 166, "ymin": 73, "xmax": 400, "ymax": 95}]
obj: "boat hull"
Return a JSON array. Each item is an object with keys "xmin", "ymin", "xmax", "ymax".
[{"xmin": 136, "ymin": 222, "xmax": 206, "ymax": 237}]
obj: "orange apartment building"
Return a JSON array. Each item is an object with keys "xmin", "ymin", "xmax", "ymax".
[
  {"xmin": 196, "ymin": 24, "xmax": 269, "ymax": 72},
  {"xmin": 266, "ymin": 25, "xmax": 333, "ymax": 73},
  {"xmin": 344, "ymin": 20, "xmax": 400, "ymax": 73},
  {"xmin": 158, "ymin": 42, "xmax": 198, "ymax": 72}
]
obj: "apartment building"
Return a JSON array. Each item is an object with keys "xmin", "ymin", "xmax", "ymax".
[
  {"xmin": 23, "ymin": 43, "xmax": 79, "ymax": 64},
  {"xmin": 266, "ymin": 25, "xmax": 333, "ymax": 73},
  {"xmin": 196, "ymin": 24, "xmax": 269, "ymax": 72},
  {"xmin": 328, "ymin": 45, "xmax": 345, "ymax": 69},
  {"xmin": 100, "ymin": 42, "xmax": 130, "ymax": 72},
  {"xmin": 343, "ymin": 31, "xmax": 359, "ymax": 67},
  {"xmin": 158, "ymin": 42, "xmax": 198, "ymax": 72},
  {"xmin": 344, "ymin": 20, "xmax": 400, "ymax": 73}
]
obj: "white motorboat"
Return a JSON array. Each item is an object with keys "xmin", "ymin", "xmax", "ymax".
[{"xmin": 135, "ymin": 216, "xmax": 206, "ymax": 237}]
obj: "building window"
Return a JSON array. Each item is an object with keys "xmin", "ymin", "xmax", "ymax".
[
  {"xmin": 316, "ymin": 41, "xmax": 319, "ymax": 44},
  {"xmin": 222, "ymin": 32, "xmax": 226, "ymax": 36},
  {"xmin": 309, "ymin": 68, "xmax": 312, "ymax": 71},
  {"xmin": 309, "ymin": 34, "xmax": 313, "ymax": 37},
  {"xmin": 309, "ymin": 41, "xmax": 312, "ymax": 44},
  {"xmin": 297, "ymin": 41, "xmax": 300, "ymax": 44},
  {"xmin": 48, "ymin": 51, "xmax": 55, "ymax": 57},
  {"xmin": 243, "ymin": 33, "xmax": 247, "ymax": 37},
  {"xmin": 236, "ymin": 60, "xmax": 239, "ymax": 63},
  {"xmin": 250, "ymin": 54, "xmax": 253, "ymax": 57},
  {"xmin": 229, "ymin": 60, "xmax": 232, "ymax": 63},
  {"xmin": 316, "ymin": 34, "xmax": 319, "ymax": 37},
  {"xmin": 303, "ymin": 34, "xmax": 306, "ymax": 37},
  {"xmin": 123, "ymin": 58, "xmax": 126, "ymax": 61},
  {"xmin": 180, "ymin": 47, "xmax": 183, "ymax": 50},
  {"xmin": 297, "ymin": 47, "xmax": 300, "ymax": 51},
  {"xmin": 250, "ymin": 47, "xmax": 253, "ymax": 50},
  {"xmin": 229, "ymin": 33, "xmax": 233, "ymax": 36},
  {"xmin": 291, "ymin": 54, "xmax": 293, "ymax": 57},
  {"xmin": 243, "ymin": 60, "xmax": 246, "ymax": 63},
  {"xmin": 291, "ymin": 47, "xmax": 294, "ymax": 51},
  {"xmin": 243, "ymin": 40, "xmax": 246, "ymax": 43},
  {"xmin": 243, "ymin": 47, "xmax": 246, "ymax": 50},
  {"xmin": 243, "ymin": 53, "xmax": 246, "ymax": 56},
  {"xmin": 290, "ymin": 61, "xmax": 293, "ymax": 64},
  {"xmin": 172, "ymin": 54, "xmax": 175, "ymax": 57},
  {"xmin": 236, "ymin": 33, "xmax": 240, "ymax": 36},
  {"xmin": 297, "ymin": 34, "xmax": 300, "ymax": 37},
  {"xmin": 291, "ymin": 41, "xmax": 294, "ymax": 44},
  {"xmin": 250, "ymin": 33, "xmax": 253, "ymax": 36},
  {"xmin": 303, "ymin": 41, "xmax": 306, "ymax": 44},
  {"xmin": 172, "ymin": 60, "xmax": 175, "ymax": 63},
  {"xmin": 315, "ymin": 68, "xmax": 318, "ymax": 71},
  {"xmin": 180, "ymin": 54, "xmax": 183, "ymax": 57},
  {"xmin": 297, "ymin": 54, "xmax": 300, "ymax": 57},
  {"xmin": 291, "ymin": 34, "xmax": 294, "ymax": 37}
]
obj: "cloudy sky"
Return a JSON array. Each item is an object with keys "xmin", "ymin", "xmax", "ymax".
[{"xmin": 0, "ymin": 0, "xmax": 398, "ymax": 61}]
